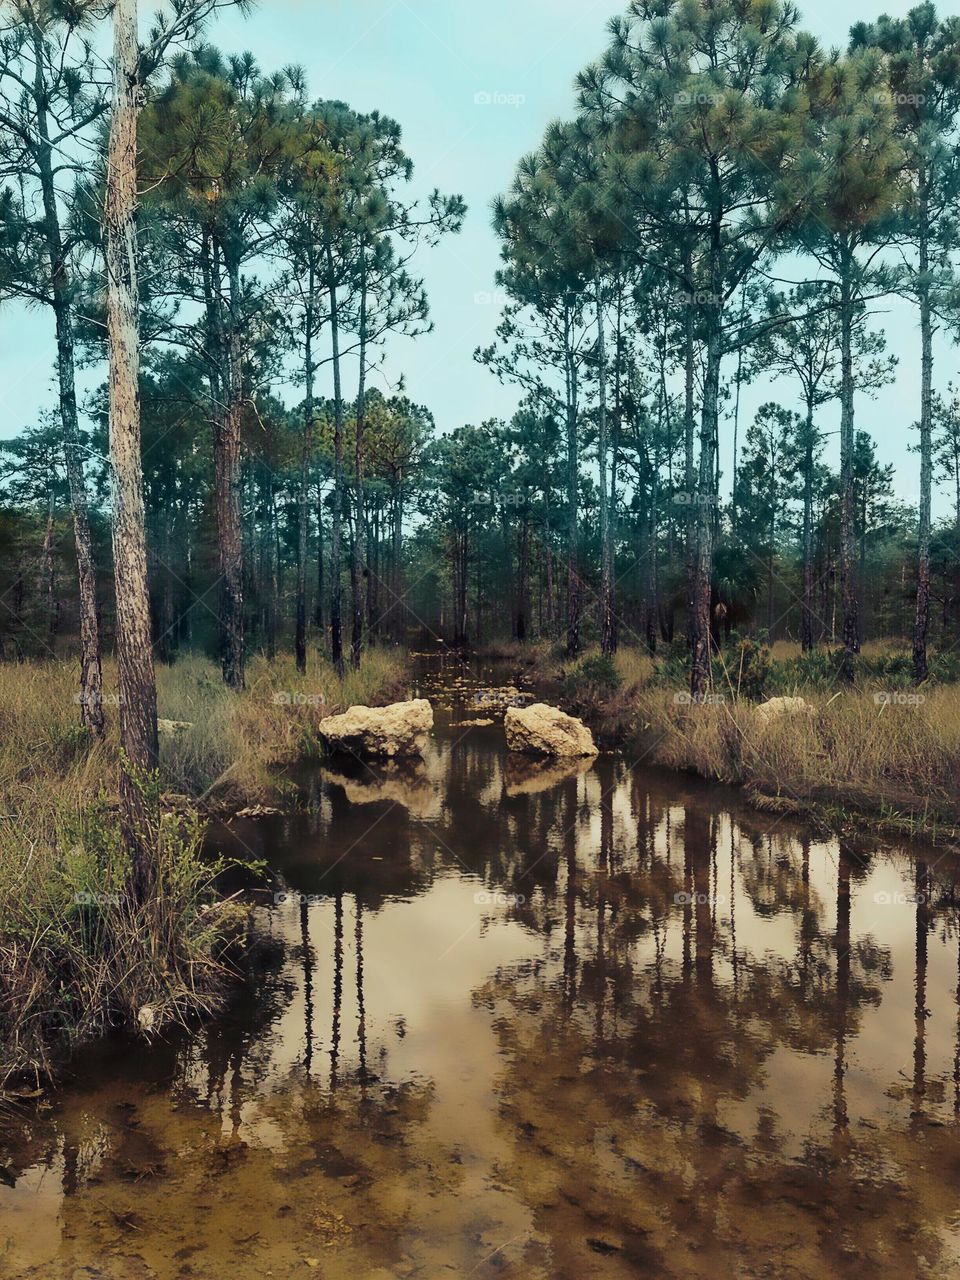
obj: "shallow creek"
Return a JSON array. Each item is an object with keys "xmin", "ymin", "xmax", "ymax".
[{"xmin": 3, "ymin": 653, "xmax": 960, "ymax": 1278}]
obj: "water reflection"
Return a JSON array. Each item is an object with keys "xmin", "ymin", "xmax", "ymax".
[{"xmin": 2, "ymin": 657, "xmax": 960, "ymax": 1277}]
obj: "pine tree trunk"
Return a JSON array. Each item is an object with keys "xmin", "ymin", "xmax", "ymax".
[
  {"xmin": 596, "ymin": 277, "xmax": 614, "ymax": 657},
  {"xmin": 351, "ymin": 249, "xmax": 368, "ymax": 669},
  {"xmin": 296, "ymin": 282, "xmax": 315, "ymax": 675},
  {"xmin": 264, "ymin": 466, "xmax": 278, "ymax": 661},
  {"xmin": 838, "ymin": 243, "xmax": 860, "ymax": 675},
  {"xmin": 683, "ymin": 259, "xmax": 697, "ymax": 650},
  {"xmin": 391, "ymin": 487, "xmax": 403, "ymax": 643},
  {"xmin": 314, "ymin": 481, "xmax": 325, "ymax": 631},
  {"xmin": 801, "ymin": 399, "xmax": 815, "ymax": 653},
  {"xmin": 690, "ymin": 302, "xmax": 721, "ymax": 700},
  {"xmin": 106, "ymin": 0, "xmax": 159, "ymax": 895},
  {"xmin": 564, "ymin": 300, "xmax": 580, "ymax": 657},
  {"xmin": 646, "ymin": 443, "xmax": 659, "ymax": 656},
  {"xmin": 32, "ymin": 42, "xmax": 104, "ymax": 736},
  {"xmin": 543, "ymin": 490, "xmax": 555, "ymax": 630},
  {"xmin": 516, "ymin": 504, "xmax": 530, "ymax": 642},
  {"xmin": 216, "ymin": 256, "xmax": 245, "ymax": 689},
  {"xmin": 158, "ymin": 504, "xmax": 176, "ymax": 662},
  {"xmin": 913, "ymin": 178, "xmax": 932, "ymax": 685},
  {"xmin": 326, "ymin": 243, "xmax": 344, "ymax": 676},
  {"xmin": 39, "ymin": 498, "xmax": 58, "ymax": 640}
]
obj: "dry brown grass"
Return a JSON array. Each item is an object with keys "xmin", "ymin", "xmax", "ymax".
[
  {"xmin": 0, "ymin": 648, "xmax": 406, "ymax": 1079},
  {"xmin": 630, "ymin": 683, "xmax": 960, "ymax": 835}
]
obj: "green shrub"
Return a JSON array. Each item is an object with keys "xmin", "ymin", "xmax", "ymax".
[{"xmin": 562, "ymin": 654, "xmax": 622, "ymax": 708}]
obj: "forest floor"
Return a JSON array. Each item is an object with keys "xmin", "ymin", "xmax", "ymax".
[
  {"xmin": 0, "ymin": 648, "xmax": 406, "ymax": 1081},
  {"xmin": 493, "ymin": 637, "xmax": 960, "ymax": 846}
]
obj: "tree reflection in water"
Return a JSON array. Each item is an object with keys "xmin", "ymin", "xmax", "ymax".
[{"xmin": 2, "ymin": 658, "xmax": 960, "ymax": 1278}]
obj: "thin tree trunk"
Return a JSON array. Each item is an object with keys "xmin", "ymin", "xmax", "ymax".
[
  {"xmin": 106, "ymin": 0, "xmax": 159, "ymax": 894},
  {"xmin": 516, "ymin": 503, "xmax": 530, "ymax": 642},
  {"xmin": 351, "ymin": 246, "xmax": 368, "ymax": 669},
  {"xmin": 913, "ymin": 178, "xmax": 933, "ymax": 685},
  {"xmin": 314, "ymin": 480, "xmax": 324, "ymax": 631},
  {"xmin": 158, "ymin": 502, "xmax": 176, "ymax": 662},
  {"xmin": 683, "ymin": 254, "xmax": 697, "ymax": 650},
  {"xmin": 296, "ymin": 276, "xmax": 315, "ymax": 675},
  {"xmin": 838, "ymin": 243, "xmax": 860, "ymax": 674},
  {"xmin": 264, "ymin": 465, "xmax": 278, "ymax": 660},
  {"xmin": 32, "ymin": 40, "xmax": 104, "ymax": 735},
  {"xmin": 564, "ymin": 299, "xmax": 580, "ymax": 657},
  {"xmin": 690, "ymin": 299, "xmax": 721, "ymax": 700},
  {"xmin": 215, "ymin": 254, "xmax": 245, "ymax": 689},
  {"xmin": 596, "ymin": 276, "xmax": 614, "ymax": 656},
  {"xmin": 39, "ymin": 497, "xmax": 58, "ymax": 641},
  {"xmin": 801, "ymin": 398, "xmax": 815, "ymax": 653},
  {"xmin": 326, "ymin": 242, "xmax": 344, "ymax": 676},
  {"xmin": 647, "ymin": 439, "xmax": 659, "ymax": 656},
  {"xmin": 391, "ymin": 485, "xmax": 403, "ymax": 642}
]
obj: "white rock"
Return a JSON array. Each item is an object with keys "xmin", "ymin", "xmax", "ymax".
[
  {"xmin": 754, "ymin": 696, "xmax": 813, "ymax": 723},
  {"xmin": 157, "ymin": 719, "xmax": 193, "ymax": 736},
  {"xmin": 504, "ymin": 703, "xmax": 598, "ymax": 758},
  {"xmin": 318, "ymin": 699, "xmax": 434, "ymax": 758}
]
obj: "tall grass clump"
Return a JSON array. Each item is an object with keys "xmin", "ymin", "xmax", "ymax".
[
  {"xmin": 0, "ymin": 795, "xmax": 245, "ymax": 1081},
  {"xmin": 629, "ymin": 666, "xmax": 960, "ymax": 834},
  {"xmin": 0, "ymin": 647, "xmax": 406, "ymax": 1077},
  {"xmin": 158, "ymin": 647, "xmax": 406, "ymax": 801}
]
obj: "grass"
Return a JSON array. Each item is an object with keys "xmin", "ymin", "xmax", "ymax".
[
  {"xmin": 521, "ymin": 637, "xmax": 960, "ymax": 841},
  {"xmin": 157, "ymin": 648, "xmax": 405, "ymax": 803},
  {"xmin": 0, "ymin": 647, "xmax": 406, "ymax": 1080}
]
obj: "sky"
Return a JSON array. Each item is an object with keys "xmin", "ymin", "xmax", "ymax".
[{"xmin": 0, "ymin": 0, "xmax": 946, "ymax": 510}]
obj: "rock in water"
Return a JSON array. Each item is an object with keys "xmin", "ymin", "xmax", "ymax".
[
  {"xmin": 754, "ymin": 696, "xmax": 813, "ymax": 723},
  {"xmin": 504, "ymin": 703, "xmax": 598, "ymax": 758},
  {"xmin": 318, "ymin": 699, "xmax": 434, "ymax": 758}
]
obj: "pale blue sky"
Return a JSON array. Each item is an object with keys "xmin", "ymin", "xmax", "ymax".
[{"xmin": 0, "ymin": 0, "xmax": 945, "ymax": 510}]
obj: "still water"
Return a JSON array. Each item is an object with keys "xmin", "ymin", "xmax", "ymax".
[{"xmin": 3, "ymin": 654, "xmax": 960, "ymax": 1278}]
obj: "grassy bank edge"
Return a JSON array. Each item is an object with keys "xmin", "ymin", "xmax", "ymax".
[
  {"xmin": 483, "ymin": 639, "xmax": 960, "ymax": 850},
  {"xmin": 0, "ymin": 648, "xmax": 408, "ymax": 1082}
]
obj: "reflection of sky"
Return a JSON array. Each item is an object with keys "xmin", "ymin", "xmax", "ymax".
[{"xmin": 0, "ymin": 0, "xmax": 942, "ymax": 514}]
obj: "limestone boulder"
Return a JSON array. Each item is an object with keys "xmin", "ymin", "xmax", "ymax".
[
  {"xmin": 318, "ymin": 698, "xmax": 433, "ymax": 758},
  {"xmin": 504, "ymin": 703, "xmax": 598, "ymax": 758}
]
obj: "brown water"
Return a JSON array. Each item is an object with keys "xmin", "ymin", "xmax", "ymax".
[{"xmin": 3, "ymin": 654, "xmax": 960, "ymax": 1279}]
